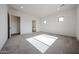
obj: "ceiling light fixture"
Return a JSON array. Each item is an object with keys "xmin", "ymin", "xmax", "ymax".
[
  {"xmin": 20, "ymin": 6, "xmax": 23, "ymax": 8},
  {"xmin": 43, "ymin": 20, "xmax": 47, "ymax": 24}
]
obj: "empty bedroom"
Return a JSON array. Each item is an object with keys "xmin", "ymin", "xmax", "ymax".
[{"xmin": 0, "ymin": 4, "xmax": 79, "ymax": 54}]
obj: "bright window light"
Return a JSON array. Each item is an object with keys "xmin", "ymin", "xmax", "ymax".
[
  {"xmin": 58, "ymin": 17, "xmax": 64, "ymax": 22},
  {"xmin": 43, "ymin": 20, "xmax": 47, "ymax": 24}
]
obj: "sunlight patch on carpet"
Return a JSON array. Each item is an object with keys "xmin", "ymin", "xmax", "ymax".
[{"xmin": 26, "ymin": 34, "xmax": 58, "ymax": 53}]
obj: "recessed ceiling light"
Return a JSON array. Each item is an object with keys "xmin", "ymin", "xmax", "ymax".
[
  {"xmin": 43, "ymin": 20, "xmax": 47, "ymax": 24},
  {"xmin": 20, "ymin": 6, "xmax": 23, "ymax": 8}
]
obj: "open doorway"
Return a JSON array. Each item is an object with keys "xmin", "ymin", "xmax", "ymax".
[
  {"xmin": 8, "ymin": 14, "xmax": 10, "ymax": 38},
  {"xmin": 32, "ymin": 20, "xmax": 36, "ymax": 32},
  {"xmin": 10, "ymin": 15, "xmax": 20, "ymax": 37}
]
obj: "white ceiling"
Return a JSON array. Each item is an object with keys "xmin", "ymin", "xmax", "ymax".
[{"xmin": 9, "ymin": 4, "xmax": 76, "ymax": 18}]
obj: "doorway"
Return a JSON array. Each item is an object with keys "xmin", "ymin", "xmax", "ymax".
[
  {"xmin": 8, "ymin": 14, "xmax": 10, "ymax": 38},
  {"xmin": 32, "ymin": 20, "xmax": 36, "ymax": 32},
  {"xmin": 10, "ymin": 15, "xmax": 20, "ymax": 37}
]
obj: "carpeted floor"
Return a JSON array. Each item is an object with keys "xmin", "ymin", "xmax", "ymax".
[{"xmin": 1, "ymin": 32, "xmax": 79, "ymax": 54}]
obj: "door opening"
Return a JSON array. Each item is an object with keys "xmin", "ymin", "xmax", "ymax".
[
  {"xmin": 8, "ymin": 13, "xmax": 10, "ymax": 38},
  {"xmin": 10, "ymin": 15, "xmax": 20, "ymax": 37},
  {"xmin": 32, "ymin": 20, "xmax": 36, "ymax": 32}
]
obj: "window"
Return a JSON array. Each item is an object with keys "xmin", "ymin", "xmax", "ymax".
[{"xmin": 58, "ymin": 17, "xmax": 64, "ymax": 22}]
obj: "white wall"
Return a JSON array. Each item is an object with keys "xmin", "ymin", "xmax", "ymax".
[
  {"xmin": 21, "ymin": 15, "xmax": 32, "ymax": 34},
  {"xmin": 9, "ymin": 9, "xmax": 39, "ymax": 34},
  {"xmin": 40, "ymin": 8, "xmax": 76, "ymax": 37},
  {"xmin": 76, "ymin": 5, "xmax": 79, "ymax": 40},
  {"xmin": 0, "ymin": 5, "xmax": 8, "ymax": 50},
  {"xmin": 9, "ymin": 6, "xmax": 77, "ymax": 37},
  {"xmin": 10, "ymin": 15, "xmax": 20, "ymax": 34}
]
